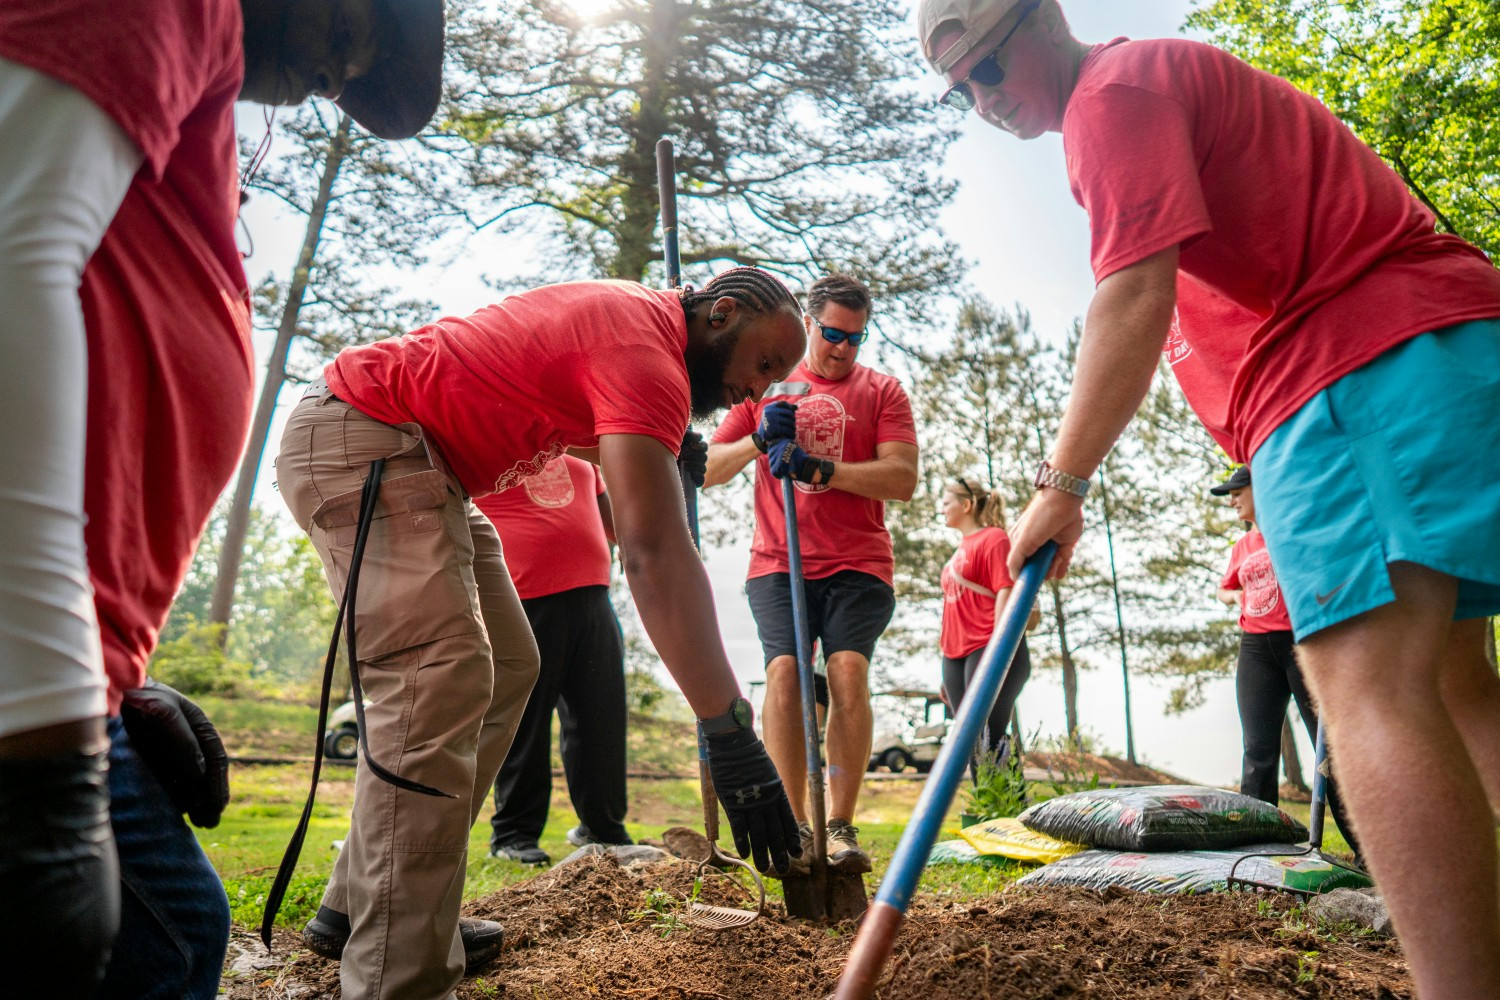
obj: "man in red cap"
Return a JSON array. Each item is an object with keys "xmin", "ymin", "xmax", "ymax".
[
  {"xmin": 917, "ymin": 3, "xmax": 1500, "ymax": 996},
  {"xmin": 0, "ymin": 1, "xmax": 446, "ymax": 995}
]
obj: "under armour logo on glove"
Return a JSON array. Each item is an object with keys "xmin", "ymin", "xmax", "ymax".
[{"xmin": 733, "ymin": 785, "xmax": 763, "ymax": 804}]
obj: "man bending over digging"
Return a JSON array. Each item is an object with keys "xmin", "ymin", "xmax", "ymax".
[
  {"xmin": 916, "ymin": 2, "xmax": 1500, "ymax": 997},
  {"xmin": 276, "ymin": 268, "xmax": 804, "ymax": 1000}
]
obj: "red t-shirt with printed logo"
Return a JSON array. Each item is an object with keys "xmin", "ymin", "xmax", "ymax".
[
  {"xmin": 327, "ymin": 281, "xmax": 690, "ymax": 497},
  {"xmin": 0, "ymin": 0, "xmax": 254, "ymax": 712},
  {"xmin": 711, "ymin": 361, "xmax": 917, "ymax": 585},
  {"xmin": 475, "ymin": 456, "xmax": 611, "ymax": 600},
  {"xmin": 1220, "ymin": 531, "xmax": 1291, "ymax": 633},
  {"xmin": 1066, "ymin": 38, "xmax": 1500, "ymax": 463},
  {"xmin": 940, "ymin": 528, "xmax": 1016, "ymax": 659}
]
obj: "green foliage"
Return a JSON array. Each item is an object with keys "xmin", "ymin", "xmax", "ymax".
[
  {"xmin": 148, "ymin": 620, "xmax": 261, "ymax": 697},
  {"xmin": 1186, "ymin": 0, "xmax": 1500, "ymax": 256},
  {"xmin": 629, "ymin": 883, "xmax": 698, "ymax": 938},
  {"xmin": 224, "ymin": 871, "xmax": 326, "ymax": 931},
  {"xmin": 961, "ymin": 749, "xmax": 1029, "ymax": 821}
]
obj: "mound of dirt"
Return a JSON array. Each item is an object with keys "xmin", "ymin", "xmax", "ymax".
[{"xmin": 223, "ymin": 854, "xmax": 1411, "ymax": 999}]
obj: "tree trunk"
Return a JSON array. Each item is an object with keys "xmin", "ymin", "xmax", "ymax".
[
  {"xmin": 611, "ymin": 0, "xmax": 676, "ymax": 282},
  {"xmin": 1280, "ymin": 713, "xmax": 1309, "ymax": 795},
  {"xmin": 1049, "ymin": 581, "xmax": 1081, "ymax": 748},
  {"xmin": 209, "ymin": 115, "xmax": 352, "ymax": 639}
]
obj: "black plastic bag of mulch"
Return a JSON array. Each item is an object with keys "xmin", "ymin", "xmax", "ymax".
[{"xmin": 1017, "ymin": 785, "xmax": 1307, "ymax": 852}]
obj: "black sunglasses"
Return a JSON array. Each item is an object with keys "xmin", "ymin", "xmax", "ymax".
[
  {"xmin": 938, "ymin": 0, "xmax": 1041, "ymax": 112},
  {"xmin": 817, "ymin": 323, "xmax": 867, "ymax": 347}
]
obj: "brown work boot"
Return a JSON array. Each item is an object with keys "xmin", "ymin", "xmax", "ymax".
[{"xmin": 826, "ymin": 818, "xmax": 872, "ymax": 873}]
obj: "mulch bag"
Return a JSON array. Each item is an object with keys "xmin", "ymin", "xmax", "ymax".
[
  {"xmin": 1016, "ymin": 843, "xmax": 1373, "ymax": 895},
  {"xmin": 959, "ymin": 817, "xmax": 1087, "ymax": 865},
  {"xmin": 1018, "ymin": 785, "xmax": 1307, "ymax": 851},
  {"xmin": 926, "ymin": 839, "xmax": 1012, "ymax": 868}
]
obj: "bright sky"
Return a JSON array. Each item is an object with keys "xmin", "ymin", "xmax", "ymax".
[{"xmin": 233, "ymin": 1, "xmax": 1303, "ymax": 788}]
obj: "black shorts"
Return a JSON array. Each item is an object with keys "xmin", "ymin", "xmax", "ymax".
[{"xmin": 745, "ymin": 569, "xmax": 895, "ymax": 666}]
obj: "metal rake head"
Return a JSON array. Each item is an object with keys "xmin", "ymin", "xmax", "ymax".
[{"xmin": 679, "ymin": 849, "xmax": 766, "ymax": 929}]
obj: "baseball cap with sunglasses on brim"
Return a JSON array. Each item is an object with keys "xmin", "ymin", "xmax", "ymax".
[{"xmin": 917, "ymin": 0, "xmax": 1039, "ymax": 109}]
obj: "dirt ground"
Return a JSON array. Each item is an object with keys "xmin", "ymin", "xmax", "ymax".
[{"xmin": 223, "ymin": 854, "xmax": 1411, "ymax": 999}]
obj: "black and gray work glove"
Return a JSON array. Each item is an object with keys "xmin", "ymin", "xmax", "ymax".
[
  {"xmin": 750, "ymin": 400, "xmax": 797, "ymax": 453},
  {"xmin": 703, "ymin": 728, "xmax": 801, "ymax": 874},
  {"xmin": 678, "ymin": 428, "xmax": 708, "ymax": 489},
  {"xmin": 120, "ymin": 678, "xmax": 230, "ymax": 828}
]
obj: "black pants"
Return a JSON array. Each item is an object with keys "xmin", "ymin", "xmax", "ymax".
[
  {"xmin": 942, "ymin": 639, "xmax": 1031, "ymax": 771},
  {"xmin": 1236, "ymin": 629, "xmax": 1361, "ymax": 858},
  {"xmin": 489, "ymin": 585, "xmax": 630, "ymax": 848}
]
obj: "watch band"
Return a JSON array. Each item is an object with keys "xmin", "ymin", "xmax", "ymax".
[
  {"xmin": 750, "ymin": 431, "xmax": 768, "ymax": 454},
  {"xmin": 698, "ymin": 696, "xmax": 755, "ymax": 736},
  {"xmin": 1034, "ymin": 460, "xmax": 1090, "ymax": 498}
]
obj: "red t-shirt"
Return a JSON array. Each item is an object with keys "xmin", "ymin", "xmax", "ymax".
[
  {"xmin": 0, "ymin": 0, "xmax": 254, "ymax": 711},
  {"xmin": 1065, "ymin": 38, "xmax": 1500, "ymax": 462},
  {"xmin": 328, "ymin": 281, "xmax": 690, "ymax": 497},
  {"xmin": 1220, "ymin": 531, "xmax": 1291, "ymax": 633},
  {"xmin": 939, "ymin": 528, "xmax": 1016, "ymax": 658},
  {"xmin": 475, "ymin": 456, "xmax": 612, "ymax": 600},
  {"xmin": 712, "ymin": 361, "xmax": 918, "ymax": 585}
]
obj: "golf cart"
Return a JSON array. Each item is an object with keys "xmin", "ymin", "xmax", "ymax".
[
  {"xmin": 324, "ymin": 699, "xmax": 362, "ymax": 760},
  {"xmin": 867, "ymin": 689, "xmax": 950, "ymax": 773}
]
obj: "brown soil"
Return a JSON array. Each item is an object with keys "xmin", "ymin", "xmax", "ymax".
[{"xmin": 222, "ymin": 855, "xmax": 1411, "ymax": 999}]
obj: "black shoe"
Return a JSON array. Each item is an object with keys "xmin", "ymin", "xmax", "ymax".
[
  {"xmin": 489, "ymin": 842, "xmax": 551, "ymax": 865},
  {"xmin": 301, "ymin": 906, "xmax": 504, "ymax": 971},
  {"xmin": 566, "ymin": 824, "xmax": 632, "ymax": 848}
]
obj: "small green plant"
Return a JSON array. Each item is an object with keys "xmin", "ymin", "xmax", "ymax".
[
  {"xmin": 961, "ymin": 748, "xmax": 1029, "ymax": 821},
  {"xmin": 629, "ymin": 883, "xmax": 697, "ymax": 939},
  {"xmin": 471, "ymin": 976, "xmax": 500, "ymax": 997},
  {"xmin": 1296, "ymin": 949, "xmax": 1320, "ymax": 984}
]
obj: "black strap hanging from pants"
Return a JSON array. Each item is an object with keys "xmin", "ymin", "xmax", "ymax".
[{"xmin": 260, "ymin": 458, "xmax": 455, "ymax": 947}]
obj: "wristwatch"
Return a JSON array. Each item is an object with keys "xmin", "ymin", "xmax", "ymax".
[
  {"xmin": 699, "ymin": 696, "xmax": 755, "ymax": 736},
  {"xmin": 1034, "ymin": 460, "xmax": 1091, "ymax": 498}
]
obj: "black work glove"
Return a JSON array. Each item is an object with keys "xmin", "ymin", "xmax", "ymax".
[
  {"xmin": 678, "ymin": 428, "xmax": 708, "ymax": 489},
  {"xmin": 750, "ymin": 400, "xmax": 797, "ymax": 453},
  {"xmin": 120, "ymin": 679, "xmax": 230, "ymax": 828},
  {"xmin": 703, "ymin": 727, "xmax": 800, "ymax": 874},
  {"xmin": 767, "ymin": 438, "xmax": 831, "ymax": 485}
]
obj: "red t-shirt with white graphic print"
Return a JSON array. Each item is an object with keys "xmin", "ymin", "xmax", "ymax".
[
  {"xmin": 940, "ymin": 528, "xmax": 1016, "ymax": 659},
  {"xmin": 475, "ymin": 456, "xmax": 611, "ymax": 600},
  {"xmin": 1220, "ymin": 530, "xmax": 1291, "ymax": 633},
  {"xmin": 327, "ymin": 281, "xmax": 689, "ymax": 497},
  {"xmin": 1066, "ymin": 38, "xmax": 1500, "ymax": 463},
  {"xmin": 712, "ymin": 361, "xmax": 917, "ymax": 585}
]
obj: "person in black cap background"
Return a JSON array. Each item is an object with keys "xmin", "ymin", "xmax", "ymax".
[
  {"xmin": 0, "ymin": 1, "xmax": 444, "ymax": 997},
  {"xmin": 1213, "ymin": 467, "xmax": 1361, "ymax": 862}
]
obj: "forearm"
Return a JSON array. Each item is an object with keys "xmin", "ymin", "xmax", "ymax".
[
  {"xmin": 1217, "ymin": 588, "xmax": 1240, "ymax": 607},
  {"xmin": 704, "ymin": 438, "xmax": 758, "ymax": 488},
  {"xmin": 825, "ymin": 455, "xmax": 918, "ymax": 502},
  {"xmin": 1049, "ymin": 248, "xmax": 1179, "ymax": 478},
  {"xmin": 620, "ymin": 538, "xmax": 742, "ymax": 718}
]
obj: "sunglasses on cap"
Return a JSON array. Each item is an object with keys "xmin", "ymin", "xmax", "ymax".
[
  {"xmin": 938, "ymin": 0, "xmax": 1041, "ymax": 112},
  {"xmin": 817, "ymin": 323, "xmax": 867, "ymax": 347}
]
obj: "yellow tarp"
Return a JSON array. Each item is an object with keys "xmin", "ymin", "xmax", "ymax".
[{"xmin": 958, "ymin": 817, "xmax": 1088, "ymax": 865}]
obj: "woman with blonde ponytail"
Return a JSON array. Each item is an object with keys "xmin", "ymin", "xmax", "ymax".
[{"xmin": 938, "ymin": 477, "xmax": 1034, "ymax": 773}]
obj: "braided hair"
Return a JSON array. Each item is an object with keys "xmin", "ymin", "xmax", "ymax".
[{"xmin": 678, "ymin": 266, "xmax": 800, "ymax": 321}]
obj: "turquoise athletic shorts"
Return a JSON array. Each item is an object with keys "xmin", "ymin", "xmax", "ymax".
[{"xmin": 1252, "ymin": 317, "xmax": 1500, "ymax": 641}]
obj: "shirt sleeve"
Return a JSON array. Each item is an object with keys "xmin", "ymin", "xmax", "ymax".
[
  {"xmin": 583, "ymin": 343, "xmax": 689, "ymax": 455},
  {"xmin": 982, "ymin": 531, "xmax": 1016, "ymax": 593},
  {"xmin": 711, "ymin": 399, "xmax": 758, "ymax": 444},
  {"xmin": 1066, "ymin": 81, "xmax": 1212, "ymax": 283},
  {"xmin": 874, "ymin": 377, "xmax": 919, "ymax": 446}
]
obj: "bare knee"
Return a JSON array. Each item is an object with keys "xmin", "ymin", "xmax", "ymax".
[
  {"xmin": 825, "ymin": 653, "xmax": 870, "ymax": 710},
  {"xmin": 764, "ymin": 655, "xmax": 800, "ymax": 706}
]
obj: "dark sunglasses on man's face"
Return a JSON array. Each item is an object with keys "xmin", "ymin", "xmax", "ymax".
[
  {"xmin": 818, "ymin": 324, "xmax": 867, "ymax": 347},
  {"xmin": 938, "ymin": 0, "xmax": 1042, "ymax": 112}
]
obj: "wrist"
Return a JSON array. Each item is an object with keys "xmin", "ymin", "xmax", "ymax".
[
  {"xmin": 1034, "ymin": 459, "xmax": 1090, "ymax": 499},
  {"xmin": 750, "ymin": 432, "xmax": 767, "ymax": 454},
  {"xmin": 698, "ymin": 695, "xmax": 754, "ymax": 736}
]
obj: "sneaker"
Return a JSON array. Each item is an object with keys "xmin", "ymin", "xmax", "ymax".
[
  {"xmin": 826, "ymin": 818, "xmax": 872, "ymax": 873},
  {"xmin": 301, "ymin": 906, "xmax": 504, "ymax": 971},
  {"xmin": 566, "ymin": 824, "xmax": 631, "ymax": 848},
  {"xmin": 490, "ymin": 842, "xmax": 551, "ymax": 866}
]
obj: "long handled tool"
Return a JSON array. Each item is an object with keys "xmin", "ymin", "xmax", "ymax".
[
  {"xmin": 657, "ymin": 136, "xmax": 765, "ymax": 929},
  {"xmin": 779, "ymin": 475, "xmax": 868, "ymax": 921},
  {"xmin": 833, "ymin": 542, "xmax": 1056, "ymax": 999},
  {"xmin": 1225, "ymin": 718, "xmax": 1366, "ymax": 895}
]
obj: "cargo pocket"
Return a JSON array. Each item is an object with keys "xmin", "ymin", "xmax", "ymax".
[{"xmin": 309, "ymin": 468, "xmax": 481, "ymax": 659}]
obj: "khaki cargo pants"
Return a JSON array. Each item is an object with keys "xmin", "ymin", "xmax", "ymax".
[{"xmin": 277, "ymin": 383, "xmax": 539, "ymax": 1000}]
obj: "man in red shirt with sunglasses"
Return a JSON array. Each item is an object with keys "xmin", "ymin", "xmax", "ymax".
[{"xmin": 706, "ymin": 273, "xmax": 919, "ymax": 874}]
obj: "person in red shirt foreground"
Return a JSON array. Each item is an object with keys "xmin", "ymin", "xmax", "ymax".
[
  {"xmin": 277, "ymin": 269, "xmax": 804, "ymax": 1000},
  {"xmin": 0, "ymin": 1, "xmax": 445, "ymax": 996},
  {"xmin": 479, "ymin": 456, "xmax": 637, "ymax": 865},
  {"xmin": 918, "ymin": 2, "xmax": 1500, "ymax": 995},
  {"xmin": 938, "ymin": 478, "xmax": 1037, "ymax": 780},
  {"xmin": 1213, "ymin": 466, "xmax": 1361, "ymax": 863},
  {"xmin": 705, "ymin": 274, "xmax": 919, "ymax": 874}
]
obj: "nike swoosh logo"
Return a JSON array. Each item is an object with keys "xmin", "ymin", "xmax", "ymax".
[{"xmin": 1315, "ymin": 580, "xmax": 1352, "ymax": 605}]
